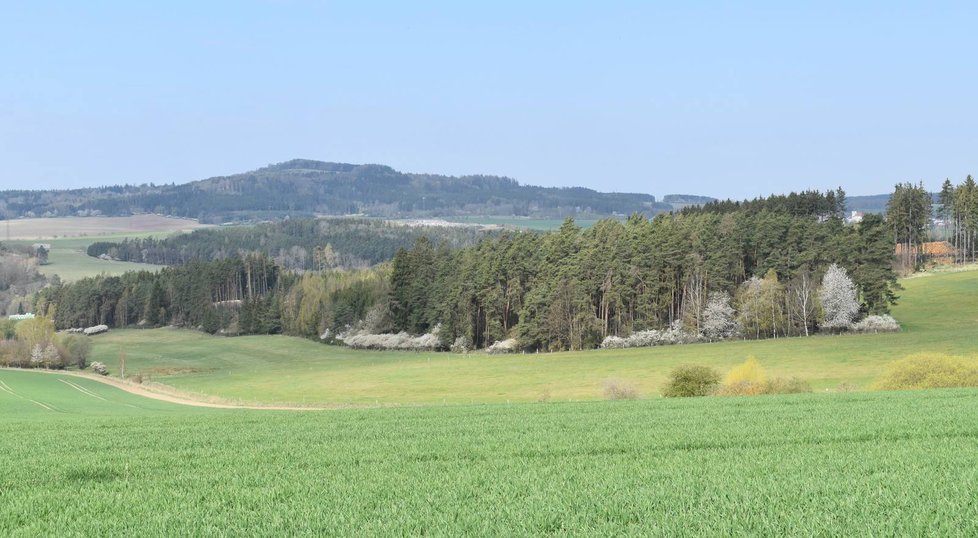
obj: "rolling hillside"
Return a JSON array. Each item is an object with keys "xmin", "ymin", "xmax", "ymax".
[{"xmin": 84, "ymin": 266, "xmax": 978, "ymax": 406}]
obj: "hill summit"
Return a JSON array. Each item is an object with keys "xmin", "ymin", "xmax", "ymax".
[{"xmin": 4, "ymin": 159, "xmax": 686, "ymax": 223}]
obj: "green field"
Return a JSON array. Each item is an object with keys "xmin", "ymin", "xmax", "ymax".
[
  {"xmin": 2, "ymin": 368, "xmax": 977, "ymax": 535},
  {"xmin": 88, "ymin": 268, "xmax": 978, "ymax": 406},
  {"xmin": 9, "ymin": 232, "xmax": 170, "ymax": 282}
]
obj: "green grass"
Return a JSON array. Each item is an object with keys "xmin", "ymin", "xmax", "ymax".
[
  {"xmin": 89, "ymin": 267, "xmax": 978, "ymax": 406},
  {"xmin": 9, "ymin": 232, "xmax": 169, "ymax": 282},
  {"xmin": 2, "ymin": 369, "xmax": 977, "ymax": 535},
  {"xmin": 0, "ymin": 368, "xmax": 192, "ymax": 415}
]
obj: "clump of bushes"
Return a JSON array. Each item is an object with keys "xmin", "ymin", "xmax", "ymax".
[
  {"xmin": 713, "ymin": 357, "xmax": 812, "ymax": 396},
  {"xmin": 600, "ymin": 321, "xmax": 700, "ymax": 349},
  {"xmin": 337, "ymin": 325, "xmax": 442, "ymax": 351},
  {"xmin": 450, "ymin": 335, "xmax": 472, "ymax": 354},
  {"xmin": 486, "ymin": 338, "xmax": 517, "ymax": 355},
  {"xmin": 90, "ymin": 362, "xmax": 109, "ymax": 376},
  {"xmin": 662, "ymin": 365, "xmax": 721, "ymax": 397},
  {"xmin": 875, "ymin": 353, "xmax": 978, "ymax": 390},
  {"xmin": 602, "ymin": 378, "xmax": 639, "ymax": 400},
  {"xmin": 850, "ymin": 315, "xmax": 900, "ymax": 333}
]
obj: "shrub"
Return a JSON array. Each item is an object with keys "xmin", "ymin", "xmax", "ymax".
[
  {"xmin": 90, "ymin": 362, "xmax": 109, "ymax": 376},
  {"xmin": 450, "ymin": 335, "xmax": 472, "ymax": 354},
  {"xmin": 662, "ymin": 365, "xmax": 721, "ymax": 397},
  {"xmin": 875, "ymin": 353, "xmax": 978, "ymax": 390},
  {"xmin": 337, "ymin": 325, "xmax": 443, "ymax": 351},
  {"xmin": 763, "ymin": 377, "xmax": 813, "ymax": 395},
  {"xmin": 714, "ymin": 380, "xmax": 766, "ymax": 396},
  {"xmin": 58, "ymin": 334, "xmax": 92, "ymax": 369},
  {"xmin": 600, "ymin": 321, "xmax": 700, "ymax": 349},
  {"xmin": 723, "ymin": 357, "xmax": 767, "ymax": 386},
  {"xmin": 715, "ymin": 376, "xmax": 812, "ymax": 396},
  {"xmin": 602, "ymin": 379, "xmax": 639, "ymax": 400},
  {"xmin": 850, "ymin": 315, "xmax": 900, "ymax": 333},
  {"xmin": 486, "ymin": 338, "xmax": 517, "ymax": 355},
  {"xmin": 714, "ymin": 358, "xmax": 809, "ymax": 397}
]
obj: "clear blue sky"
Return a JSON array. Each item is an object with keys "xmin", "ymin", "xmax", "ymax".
[{"xmin": 2, "ymin": 1, "xmax": 975, "ymax": 198}]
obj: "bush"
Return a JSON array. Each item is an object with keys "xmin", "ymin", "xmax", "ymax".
[
  {"xmin": 715, "ymin": 376, "xmax": 812, "ymax": 396},
  {"xmin": 763, "ymin": 377, "xmax": 813, "ymax": 395},
  {"xmin": 850, "ymin": 315, "xmax": 900, "ymax": 333},
  {"xmin": 662, "ymin": 364, "xmax": 721, "ymax": 397},
  {"xmin": 723, "ymin": 357, "xmax": 767, "ymax": 386},
  {"xmin": 602, "ymin": 379, "xmax": 639, "ymax": 400},
  {"xmin": 58, "ymin": 334, "xmax": 92, "ymax": 369},
  {"xmin": 337, "ymin": 325, "xmax": 442, "ymax": 351},
  {"xmin": 90, "ymin": 362, "xmax": 109, "ymax": 376},
  {"xmin": 600, "ymin": 321, "xmax": 700, "ymax": 349},
  {"xmin": 450, "ymin": 335, "xmax": 472, "ymax": 354},
  {"xmin": 875, "ymin": 353, "xmax": 978, "ymax": 390},
  {"xmin": 486, "ymin": 338, "xmax": 517, "ymax": 355}
]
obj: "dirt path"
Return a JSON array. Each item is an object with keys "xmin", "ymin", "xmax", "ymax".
[{"xmin": 1, "ymin": 368, "xmax": 331, "ymax": 410}]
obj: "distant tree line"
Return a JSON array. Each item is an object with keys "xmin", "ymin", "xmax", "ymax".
[
  {"xmin": 33, "ymin": 253, "xmax": 389, "ymax": 341},
  {"xmin": 86, "ymin": 218, "xmax": 491, "ymax": 270}
]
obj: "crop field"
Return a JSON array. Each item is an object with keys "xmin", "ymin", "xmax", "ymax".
[
  {"xmin": 1, "ymin": 214, "xmax": 208, "ymax": 240},
  {"xmin": 2, "ymin": 368, "xmax": 977, "ymax": 535},
  {"xmin": 89, "ymin": 267, "xmax": 978, "ymax": 406}
]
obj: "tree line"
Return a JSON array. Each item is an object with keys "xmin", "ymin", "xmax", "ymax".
[
  {"xmin": 388, "ymin": 194, "xmax": 898, "ymax": 351},
  {"xmin": 86, "ymin": 217, "xmax": 491, "ymax": 271},
  {"xmin": 29, "ymin": 189, "xmax": 901, "ymax": 353},
  {"xmin": 937, "ymin": 175, "xmax": 978, "ymax": 263}
]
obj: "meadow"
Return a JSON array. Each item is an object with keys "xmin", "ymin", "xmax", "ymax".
[
  {"xmin": 2, "ymin": 368, "xmax": 977, "ymax": 535},
  {"xmin": 88, "ymin": 267, "xmax": 978, "ymax": 406},
  {"xmin": 4, "ymin": 215, "xmax": 208, "ymax": 282}
]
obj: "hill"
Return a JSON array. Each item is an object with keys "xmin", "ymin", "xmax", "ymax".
[
  {"xmin": 82, "ymin": 266, "xmax": 978, "ymax": 406},
  {"xmin": 1, "ymin": 159, "xmax": 679, "ymax": 223}
]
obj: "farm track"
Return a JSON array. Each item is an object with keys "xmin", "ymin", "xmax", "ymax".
[{"xmin": 0, "ymin": 367, "xmax": 330, "ymax": 411}]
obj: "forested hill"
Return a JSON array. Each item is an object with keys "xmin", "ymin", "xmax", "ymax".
[{"xmin": 2, "ymin": 159, "xmax": 677, "ymax": 223}]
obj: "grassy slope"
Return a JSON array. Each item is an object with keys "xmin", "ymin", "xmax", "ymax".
[
  {"xmin": 89, "ymin": 268, "xmax": 978, "ymax": 405},
  {"xmin": 2, "ymin": 371, "xmax": 978, "ymax": 535}
]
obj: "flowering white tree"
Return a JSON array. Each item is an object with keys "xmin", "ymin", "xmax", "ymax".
[
  {"xmin": 700, "ymin": 292, "xmax": 739, "ymax": 340},
  {"xmin": 818, "ymin": 263, "xmax": 860, "ymax": 330}
]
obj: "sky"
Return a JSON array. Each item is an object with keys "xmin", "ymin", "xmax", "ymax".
[{"xmin": 1, "ymin": 1, "xmax": 976, "ymax": 199}]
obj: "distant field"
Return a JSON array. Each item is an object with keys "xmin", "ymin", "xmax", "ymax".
[
  {"xmin": 89, "ymin": 267, "xmax": 978, "ymax": 406},
  {"xmin": 3, "ymin": 368, "xmax": 978, "ymax": 535},
  {"xmin": 2, "ymin": 215, "xmax": 208, "ymax": 281},
  {"xmin": 447, "ymin": 215, "xmax": 604, "ymax": 230},
  {"xmin": 1, "ymin": 214, "xmax": 208, "ymax": 240},
  {"xmin": 9, "ymin": 232, "xmax": 170, "ymax": 282}
]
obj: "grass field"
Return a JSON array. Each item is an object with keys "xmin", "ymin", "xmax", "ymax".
[
  {"xmin": 88, "ymin": 267, "xmax": 978, "ymax": 406},
  {"xmin": 3, "ymin": 215, "xmax": 208, "ymax": 282},
  {"xmin": 9, "ymin": 232, "xmax": 170, "ymax": 282},
  {"xmin": 2, "ymin": 368, "xmax": 977, "ymax": 535}
]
